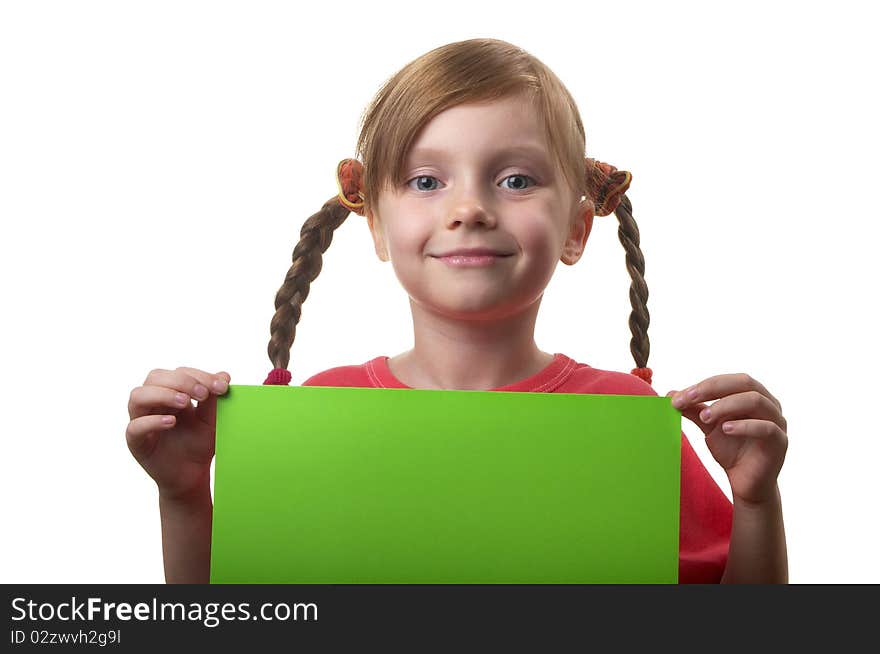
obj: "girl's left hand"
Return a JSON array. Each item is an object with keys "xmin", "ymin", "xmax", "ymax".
[{"xmin": 666, "ymin": 373, "xmax": 788, "ymax": 506}]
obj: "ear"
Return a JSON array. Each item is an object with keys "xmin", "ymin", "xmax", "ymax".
[
  {"xmin": 560, "ymin": 199, "xmax": 594, "ymax": 265},
  {"xmin": 366, "ymin": 210, "xmax": 390, "ymax": 262}
]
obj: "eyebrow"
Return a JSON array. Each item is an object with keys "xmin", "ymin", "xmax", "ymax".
[{"xmin": 406, "ymin": 143, "xmax": 551, "ymax": 165}]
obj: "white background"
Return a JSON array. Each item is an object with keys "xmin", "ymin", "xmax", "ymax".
[{"xmin": 1, "ymin": 0, "xmax": 877, "ymax": 583}]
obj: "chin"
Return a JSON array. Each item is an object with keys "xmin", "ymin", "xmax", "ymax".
[{"xmin": 422, "ymin": 295, "xmax": 529, "ymax": 322}]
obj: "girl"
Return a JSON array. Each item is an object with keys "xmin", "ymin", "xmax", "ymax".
[{"xmin": 126, "ymin": 38, "xmax": 788, "ymax": 583}]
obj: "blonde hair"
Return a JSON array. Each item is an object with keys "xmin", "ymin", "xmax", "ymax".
[
  {"xmin": 356, "ymin": 38, "xmax": 588, "ymax": 217},
  {"xmin": 265, "ymin": 38, "xmax": 650, "ymax": 385}
]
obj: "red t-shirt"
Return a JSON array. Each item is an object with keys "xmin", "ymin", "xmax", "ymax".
[{"xmin": 302, "ymin": 352, "xmax": 733, "ymax": 583}]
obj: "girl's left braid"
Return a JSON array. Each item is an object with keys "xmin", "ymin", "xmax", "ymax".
[
  {"xmin": 614, "ymin": 193, "xmax": 652, "ymax": 386},
  {"xmin": 586, "ymin": 158, "xmax": 652, "ymax": 386}
]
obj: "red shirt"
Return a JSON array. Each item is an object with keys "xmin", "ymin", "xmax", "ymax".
[{"xmin": 302, "ymin": 352, "xmax": 733, "ymax": 583}]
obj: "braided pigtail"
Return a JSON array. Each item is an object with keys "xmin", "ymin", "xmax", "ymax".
[
  {"xmin": 614, "ymin": 194, "xmax": 652, "ymax": 385},
  {"xmin": 263, "ymin": 160, "xmax": 366, "ymax": 385},
  {"xmin": 586, "ymin": 159, "xmax": 652, "ymax": 386}
]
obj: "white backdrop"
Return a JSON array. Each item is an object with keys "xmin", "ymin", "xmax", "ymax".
[{"xmin": 1, "ymin": 0, "xmax": 877, "ymax": 583}]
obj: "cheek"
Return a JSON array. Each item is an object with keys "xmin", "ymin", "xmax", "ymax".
[
  {"xmin": 514, "ymin": 220, "xmax": 562, "ymax": 264},
  {"xmin": 385, "ymin": 220, "xmax": 430, "ymax": 257}
]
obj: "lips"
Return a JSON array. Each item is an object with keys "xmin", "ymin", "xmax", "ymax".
[{"xmin": 432, "ymin": 247, "xmax": 514, "ymax": 257}]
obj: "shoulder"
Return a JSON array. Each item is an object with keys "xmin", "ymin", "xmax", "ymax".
[
  {"xmin": 300, "ymin": 358, "xmax": 378, "ymax": 388},
  {"xmin": 559, "ymin": 361, "xmax": 659, "ymax": 397}
]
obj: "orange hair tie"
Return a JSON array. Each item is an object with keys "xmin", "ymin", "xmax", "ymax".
[
  {"xmin": 336, "ymin": 158, "xmax": 366, "ymax": 216},
  {"xmin": 586, "ymin": 157, "xmax": 632, "ymax": 216}
]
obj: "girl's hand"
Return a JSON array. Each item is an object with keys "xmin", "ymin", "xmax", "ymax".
[
  {"xmin": 666, "ymin": 373, "xmax": 788, "ymax": 506},
  {"xmin": 126, "ymin": 367, "xmax": 230, "ymax": 502}
]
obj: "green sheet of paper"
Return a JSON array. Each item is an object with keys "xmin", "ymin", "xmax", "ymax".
[{"xmin": 210, "ymin": 385, "xmax": 681, "ymax": 584}]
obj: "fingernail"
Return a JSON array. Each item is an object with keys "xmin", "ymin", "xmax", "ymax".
[
  {"xmin": 174, "ymin": 392, "xmax": 189, "ymax": 406},
  {"xmin": 687, "ymin": 388, "xmax": 698, "ymax": 400},
  {"xmin": 213, "ymin": 379, "xmax": 228, "ymax": 393},
  {"xmin": 699, "ymin": 408, "xmax": 712, "ymax": 422},
  {"xmin": 671, "ymin": 394, "xmax": 684, "ymax": 408},
  {"xmin": 193, "ymin": 384, "xmax": 209, "ymax": 400}
]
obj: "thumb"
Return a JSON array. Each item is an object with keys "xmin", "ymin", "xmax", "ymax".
[
  {"xmin": 194, "ymin": 392, "xmax": 219, "ymax": 431},
  {"xmin": 194, "ymin": 370, "xmax": 230, "ymax": 428}
]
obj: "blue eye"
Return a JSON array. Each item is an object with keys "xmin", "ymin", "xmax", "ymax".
[
  {"xmin": 406, "ymin": 174, "xmax": 536, "ymax": 192},
  {"xmin": 500, "ymin": 174, "xmax": 536, "ymax": 191},
  {"xmin": 409, "ymin": 176, "xmax": 440, "ymax": 192}
]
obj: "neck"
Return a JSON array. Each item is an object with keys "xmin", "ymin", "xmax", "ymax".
[{"xmin": 387, "ymin": 295, "xmax": 554, "ymax": 390}]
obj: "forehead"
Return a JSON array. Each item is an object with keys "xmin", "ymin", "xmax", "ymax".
[
  {"xmin": 407, "ymin": 142, "xmax": 550, "ymax": 164},
  {"xmin": 406, "ymin": 95, "xmax": 549, "ymax": 161}
]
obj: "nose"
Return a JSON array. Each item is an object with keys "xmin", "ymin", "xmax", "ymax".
[{"xmin": 445, "ymin": 188, "xmax": 497, "ymax": 230}]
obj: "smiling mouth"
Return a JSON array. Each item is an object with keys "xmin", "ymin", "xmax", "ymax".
[{"xmin": 431, "ymin": 253, "xmax": 513, "ymax": 267}]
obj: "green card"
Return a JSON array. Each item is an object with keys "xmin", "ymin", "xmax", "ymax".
[{"xmin": 210, "ymin": 386, "xmax": 681, "ymax": 584}]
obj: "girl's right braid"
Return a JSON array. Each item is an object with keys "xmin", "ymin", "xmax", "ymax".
[
  {"xmin": 263, "ymin": 197, "xmax": 353, "ymax": 385},
  {"xmin": 264, "ymin": 159, "xmax": 365, "ymax": 385}
]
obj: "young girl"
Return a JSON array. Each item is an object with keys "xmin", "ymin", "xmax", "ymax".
[{"xmin": 125, "ymin": 38, "xmax": 788, "ymax": 584}]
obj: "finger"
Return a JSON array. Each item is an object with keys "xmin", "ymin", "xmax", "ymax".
[
  {"xmin": 173, "ymin": 366, "xmax": 231, "ymax": 393},
  {"xmin": 667, "ymin": 390, "xmax": 714, "ymax": 437},
  {"xmin": 695, "ymin": 390, "xmax": 786, "ymax": 432},
  {"xmin": 139, "ymin": 368, "xmax": 229, "ymax": 407},
  {"xmin": 715, "ymin": 420, "xmax": 789, "ymax": 460},
  {"xmin": 666, "ymin": 390, "xmax": 710, "ymax": 413},
  {"xmin": 666, "ymin": 390, "xmax": 714, "ymax": 435},
  {"xmin": 175, "ymin": 368, "xmax": 231, "ymax": 432},
  {"xmin": 128, "ymin": 385, "xmax": 196, "ymax": 421},
  {"xmin": 125, "ymin": 414, "xmax": 176, "ymax": 463},
  {"xmin": 673, "ymin": 373, "xmax": 780, "ymax": 412}
]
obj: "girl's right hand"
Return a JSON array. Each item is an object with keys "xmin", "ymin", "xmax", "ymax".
[{"xmin": 126, "ymin": 367, "xmax": 230, "ymax": 501}]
